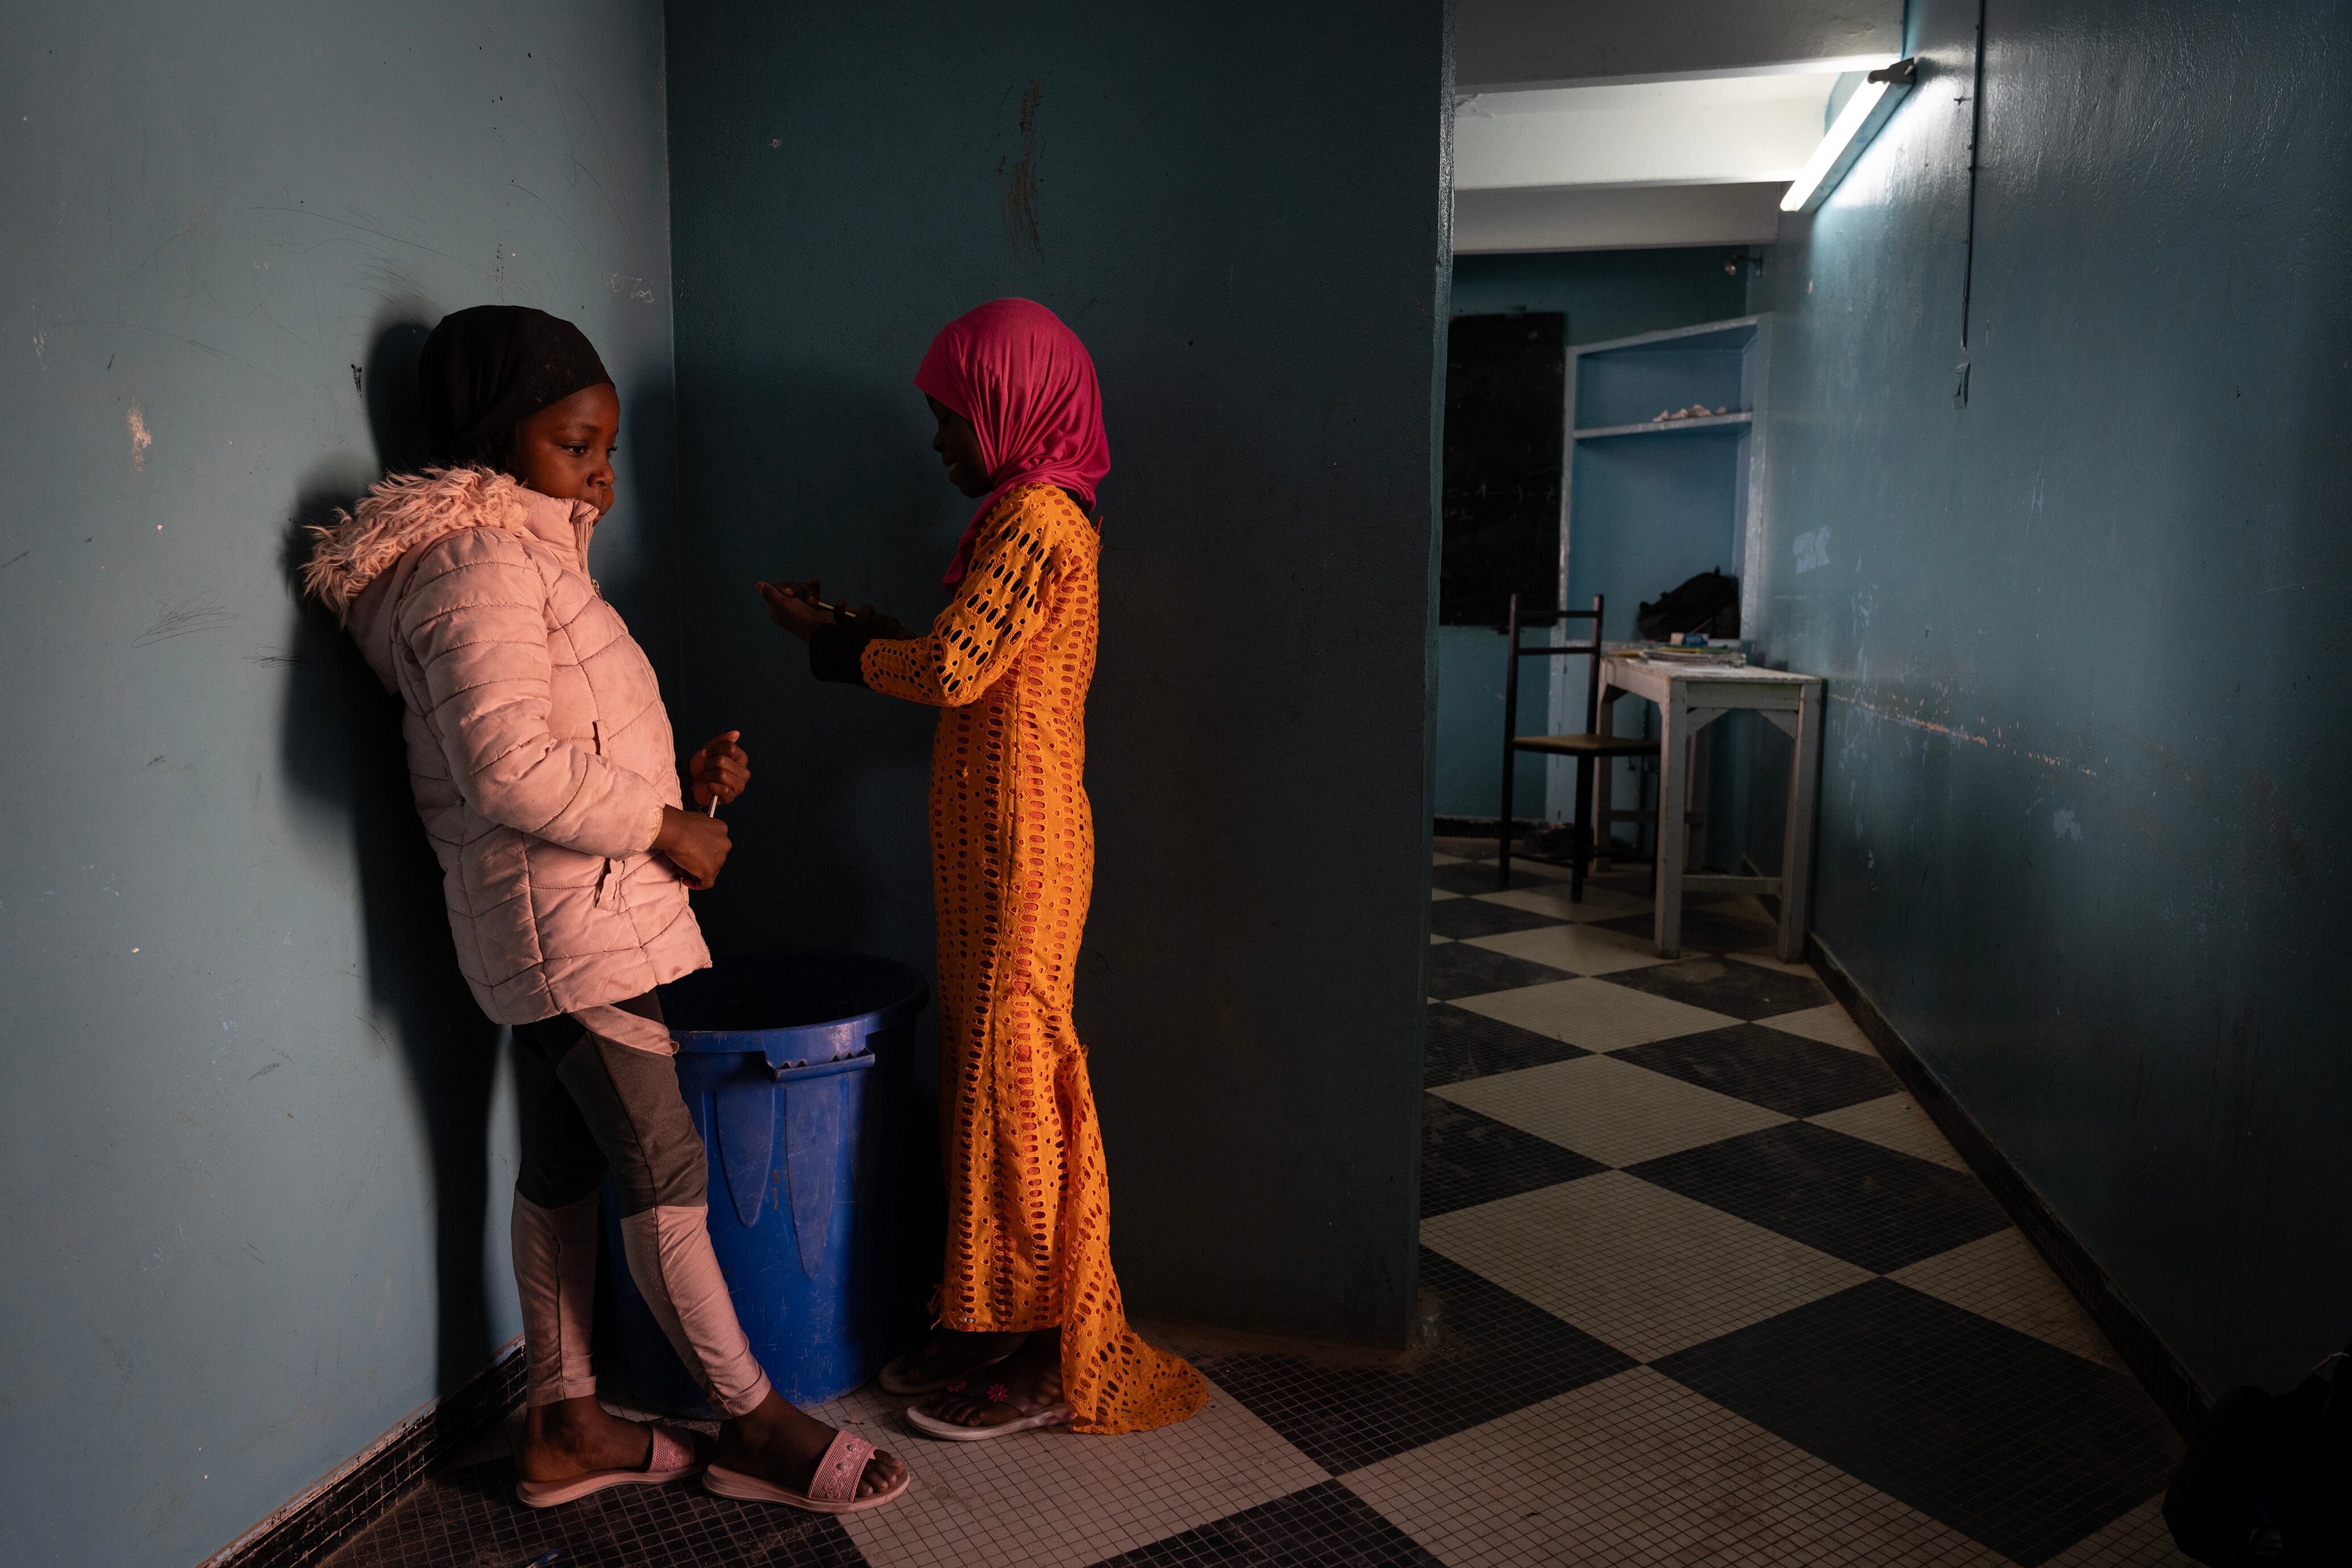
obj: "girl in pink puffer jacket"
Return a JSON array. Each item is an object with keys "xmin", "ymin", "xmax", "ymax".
[{"xmin": 302, "ymin": 307, "xmax": 909, "ymax": 1515}]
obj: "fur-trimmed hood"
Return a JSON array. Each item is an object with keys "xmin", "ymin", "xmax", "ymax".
[
  {"xmin": 299, "ymin": 463, "xmax": 703, "ymax": 1022},
  {"xmin": 302, "ymin": 467, "xmax": 596, "ymax": 622}
]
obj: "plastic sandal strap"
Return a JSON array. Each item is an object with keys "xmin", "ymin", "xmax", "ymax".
[
  {"xmin": 646, "ymin": 1424, "xmax": 694, "ymax": 1474},
  {"xmin": 806, "ymin": 1431, "xmax": 874, "ymax": 1505},
  {"xmin": 995, "ymin": 1383, "xmax": 1067, "ymax": 1420}
]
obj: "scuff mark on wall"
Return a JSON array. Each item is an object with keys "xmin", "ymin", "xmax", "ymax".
[
  {"xmin": 133, "ymin": 593, "xmax": 238, "ymax": 647},
  {"xmin": 1793, "ymin": 526, "xmax": 1831, "ymax": 572},
  {"xmin": 2247, "ymin": 772, "xmax": 2304, "ymax": 877},
  {"xmin": 999, "ymin": 80, "xmax": 1044, "ymax": 255},
  {"xmin": 126, "ymin": 403, "xmax": 152, "ymax": 470},
  {"xmin": 1832, "ymin": 689, "xmax": 2100, "ymax": 777}
]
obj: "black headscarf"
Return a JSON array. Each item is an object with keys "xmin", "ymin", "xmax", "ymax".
[{"xmin": 418, "ymin": 306, "xmax": 612, "ymax": 467}]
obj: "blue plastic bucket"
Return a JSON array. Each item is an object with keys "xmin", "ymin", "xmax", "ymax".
[{"xmin": 603, "ymin": 951, "xmax": 929, "ymax": 1414}]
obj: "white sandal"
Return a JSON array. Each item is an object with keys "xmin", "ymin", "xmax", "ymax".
[
  {"xmin": 877, "ymin": 1338, "xmax": 1016, "ymax": 1396},
  {"xmin": 903, "ymin": 1376, "xmax": 1075, "ymax": 1442}
]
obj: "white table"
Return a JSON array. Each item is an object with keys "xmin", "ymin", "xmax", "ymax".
[{"xmin": 1595, "ymin": 655, "xmax": 1824, "ymax": 960}]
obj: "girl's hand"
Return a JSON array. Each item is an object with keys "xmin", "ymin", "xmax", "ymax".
[
  {"xmin": 687, "ymin": 731, "xmax": 750, "ymax": 809},
  {"xmin": 838, "ymin": 604, "xmax": 911, "ymax": 639},
  {"xmin": 653, "ymin": 806, "xmax": 732, "ymax": 890},
  {"xmin": 756, "ymin": 578, "xmax": 832, "ymax": 642}
]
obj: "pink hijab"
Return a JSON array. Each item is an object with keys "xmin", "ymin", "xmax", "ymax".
[{"xmin": 914, "ymin": 298, "xmax": 1109, "ymax": 586}]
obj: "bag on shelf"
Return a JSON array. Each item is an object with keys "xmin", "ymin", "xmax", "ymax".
[{"xmin": 1635, "ymin": 569, "xmax": 1739, "ymax": 641}]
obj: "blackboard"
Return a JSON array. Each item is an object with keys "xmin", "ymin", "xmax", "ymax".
[{"xmin": 1440, "ymin": 311, "xmax": 1566, "ymax": 626}]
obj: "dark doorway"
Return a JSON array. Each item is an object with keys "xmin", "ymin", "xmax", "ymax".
[{"xmin": 1440, "ymin": 311, "xmax": 1566, "ymax": 626}]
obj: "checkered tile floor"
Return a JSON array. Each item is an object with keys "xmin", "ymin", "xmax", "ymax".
[{"xmin": 324, "ymin": 841, "xmax": 2188, "ymax": 1568}]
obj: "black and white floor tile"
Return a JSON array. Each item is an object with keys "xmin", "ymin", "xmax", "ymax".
[{"xmin": 324, "ymin": 840, "xmax": 2188, "ymax": 1568}]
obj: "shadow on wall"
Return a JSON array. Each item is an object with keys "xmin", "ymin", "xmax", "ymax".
[
  {"xmin": 604, "ymin": 373, "xmax": 679, "ymax": 675},
  {"xmin": 276, "ymin": 308, "xmax": 507, "ymax": 1392},
  {"xmin": 679, "ymin": 360, "xmax": 944, "ymax": 962},
  {"xmin": 675, "ymin": 360, "xmax": 964, "ymax": 1296}
]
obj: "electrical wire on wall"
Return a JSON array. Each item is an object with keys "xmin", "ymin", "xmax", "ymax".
[{"xmin": 1956, "ymin": 0, "xmax": 1990, "ymax": 407}]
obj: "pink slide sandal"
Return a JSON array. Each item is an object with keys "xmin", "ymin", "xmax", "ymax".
[
  {"xmin": 514, "ymin": 1422, "xmax": 705, "ymax": 1508},
  {"xmin": 703, "ymin": 1429, "xmax": 912, "ymax": 1515}
]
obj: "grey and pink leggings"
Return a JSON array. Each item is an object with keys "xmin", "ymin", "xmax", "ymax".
[{"xmin": 509, "ymin": 992, "xmax": 773, "ymax": 1418}]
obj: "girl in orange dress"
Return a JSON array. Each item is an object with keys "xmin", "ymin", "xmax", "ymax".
[{"xmin": 760, "ymin": 299, "xmax": 1206, "ymax": 1439}]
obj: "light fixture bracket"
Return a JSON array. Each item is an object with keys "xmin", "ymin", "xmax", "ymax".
[{"xmin": 1781, "ymin": 57, "xmax": 1918, "ymax": 214}]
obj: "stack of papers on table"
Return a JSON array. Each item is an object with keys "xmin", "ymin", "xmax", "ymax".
[{"xmin": 1610, "ymin": 643, "xmax": 1748, "ymax": 667}]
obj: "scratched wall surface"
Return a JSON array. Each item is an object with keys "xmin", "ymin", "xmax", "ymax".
[
  {"xmin": 1748, "ymin": 0, "xmax": 2351, "ymax": 1391},
  {"xmin": 662, "ymin": 3, "xmax": 1451, "ymax": 1342},
  {"xmin": 0, "ymin": 6, "xmax": 676, "ymax": 1563}
]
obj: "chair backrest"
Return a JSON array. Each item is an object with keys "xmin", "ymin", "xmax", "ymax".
[{"xmin": 1503, "ymin": 592, "xmax": 1609, "ymax": 737}]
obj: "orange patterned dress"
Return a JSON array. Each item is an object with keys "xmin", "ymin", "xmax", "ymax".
[{"xmin": 859, "ymin": 482, "xmax": 1208, "ymax": 1435}]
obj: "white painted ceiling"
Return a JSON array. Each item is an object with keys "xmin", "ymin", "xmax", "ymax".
[
  {"xmin": 1455, "ymin": 74, "xmax": 1842, "ymax": 193},
  {"xmin": 1451, "ymin": 1, "xmax": 1904, "ymax": 253}
]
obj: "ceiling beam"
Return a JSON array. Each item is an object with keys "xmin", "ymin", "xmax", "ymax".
[
  {"xmin": 1456, "ymin": 0, "xmax": 1903, "ymax": 93},
  {"xmin": 1454, "ymin": 183, "xmax": 1786, "ymax": 254},
  {"xmin": 1454, "ymin": 79, "xmax": 1829, "ymax": 191}
]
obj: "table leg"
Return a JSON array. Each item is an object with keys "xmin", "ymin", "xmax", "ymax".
[
  {"xmin": 1596, "ymin": 674, "xmax": 1617, "ymax": 872},
  {"xmin": 1777, "ymin": 683, "xmax": 1823, "ymax": 962},
  {"xmin": 1689, "ymin": 723, "xmax": 1710, "ymax": 870},
  {"xmin": 1654, "ymin": 685, "xmax": 1685, "ymax": 958}
]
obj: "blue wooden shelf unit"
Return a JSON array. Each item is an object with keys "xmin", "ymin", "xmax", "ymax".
[
  {"xmin": 1547, "ymin": 315, "xmax": 1771, "ymax": 831},
  {"xmin": 1572, "ymin": 410, "xmax": 1755, "ymax": 440}
]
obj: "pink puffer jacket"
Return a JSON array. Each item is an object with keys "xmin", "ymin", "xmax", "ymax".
[{"xmin": 304, "ymin": 468, "xmax": 709, "ymax": 1024}]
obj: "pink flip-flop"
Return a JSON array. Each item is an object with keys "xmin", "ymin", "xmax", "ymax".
[
  {"xmin": 903, "ymin": 1379, "xmax": 1076, "ymax": 1442},
  {"xmin": 877, "ymin": 1339, "xmax": 1015, "ymax": 1396},
  {"xmin": 703, "ymin": 1429, "xmax": 912, "ymax": 1515},
  {"xmin": 514, "ymin": 1422, "xmax": 705, "ymax": 1508}
]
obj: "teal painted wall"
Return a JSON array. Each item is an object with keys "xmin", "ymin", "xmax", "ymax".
[
  {"xmin": 661, "ymin": 4, "xmax": 1451, "ymax": 1342},
  {"xmin": 1452, "ymin": 248, "xmax": 1748, "ymax": 332},
  {"xmin": 1435, "ymin": 626, "xmax": 1553, "ymax": 820},
  {"xmin": 1437, "ymin": 251, "xmax": 1746, "ymax": 818},
  {"xmin": 1748, "ymin": 0, "xmax": 2351, "ymax": 1392},
  {"xmin": 0, "ymin": 6, "xmax": 678, "ymax": 1563}
]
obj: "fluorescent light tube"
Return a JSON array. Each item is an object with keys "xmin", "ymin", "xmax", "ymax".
[{"xmin": 1781, "ymin": 59, "xmax": 1917, "ymax": 212}]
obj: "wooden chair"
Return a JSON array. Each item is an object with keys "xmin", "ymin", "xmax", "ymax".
[{"xmin": 1497, "ymin": 592, "xmax": 1661, "ymax": 898}]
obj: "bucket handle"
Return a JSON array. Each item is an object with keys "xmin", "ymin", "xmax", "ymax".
[
  {"xmin": 715, "ymin": 1052, "xmax": 878, "ymax": 1232},
  {"xmin": 775, "ymin": 1052, "xmax": 874, "ymax": 1278},
  {"xmin": 764, "ymin": 1051, "xmax": 877, "ymax": 1082}
]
